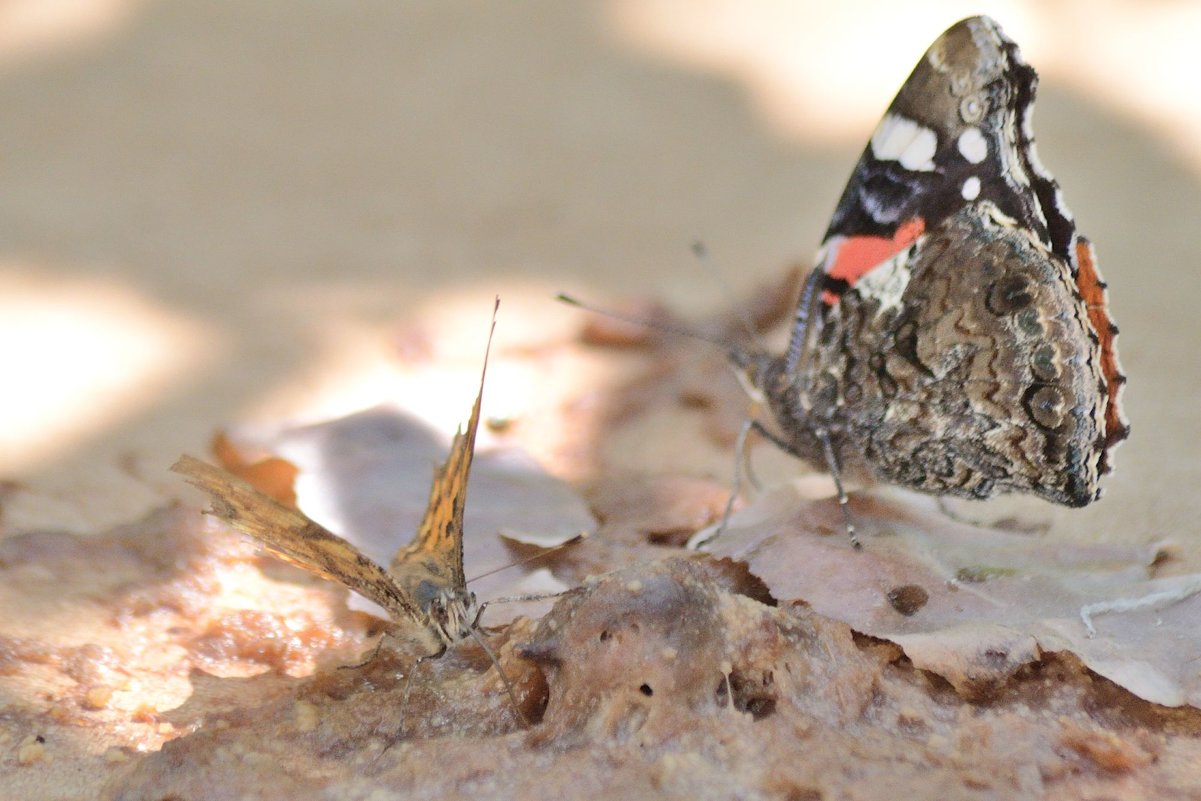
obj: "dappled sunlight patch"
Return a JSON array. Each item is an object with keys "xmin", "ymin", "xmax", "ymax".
[{"xmin": 0, "ymin": 268, "xmax": 218, "ymax": 473}]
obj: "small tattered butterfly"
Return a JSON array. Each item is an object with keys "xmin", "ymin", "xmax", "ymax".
[{"xmin": 173, "ymin": 298, "xmax": 525, "ymax": 717}]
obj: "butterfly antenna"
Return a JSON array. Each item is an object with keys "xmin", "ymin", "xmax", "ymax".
[
  {"xmin": 468, "ymin": 627, "xmax": 529, "ymax": 725},
  {"xmin": 478, "ymin": 295, "xmax": 499, "ymax": 387},
  {"xmin": 466, "ymin": 533, "xmax": 587, "ymax": 584},
  {"xmin": 555, "ymin": 293, "xmax": 736, "ymax": 352},
  {"xmin": 689, "ymin": 239, "xmax": 765, "ymax": 347}
]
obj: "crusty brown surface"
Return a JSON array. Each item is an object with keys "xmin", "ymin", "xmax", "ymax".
[{"xmin": 7, "ymin": 510, "xmax": 1196, "ymax": 800}]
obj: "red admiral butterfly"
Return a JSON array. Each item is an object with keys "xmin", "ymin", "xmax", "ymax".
[{"xmin": 733, "ymin": 16, "xmax": 1129, "ymax": 542}]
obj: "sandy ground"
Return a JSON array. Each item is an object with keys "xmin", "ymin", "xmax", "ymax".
[{"xmin": 1, "ymin": 1, "xmax": 1199, "ymax": 793}]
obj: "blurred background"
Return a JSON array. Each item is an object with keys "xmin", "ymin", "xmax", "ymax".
[{"xmin": 0, "ymin": 0, "xmax": 1196, "ymax": 551}]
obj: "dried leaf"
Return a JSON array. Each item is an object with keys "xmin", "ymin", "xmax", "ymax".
[
  {"xmin": 210, "ymin": 431, "xmax": 299, "ymax": 507},
  {"xmin": 696, "ymin": 482, "xmax": 1201, "ymax": 707}
]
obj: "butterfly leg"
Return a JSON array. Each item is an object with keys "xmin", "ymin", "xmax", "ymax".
[
  {"xmin": 400, "ymin": 645, "xmax": 446, "ymax": 716},
  {"xmin": 738, "ymin": 420, "xmax": 861, "ymax": 547},
  {"xmin": 373, "ymin": 646, "xmax": 447, "ymax": 752},
  {"xmin": 465, "ymin": 628, "xmax": 529, "ymax": 725},
  {"xmin": 737, "ymin": 417, "xmax": 766, "ymax": 492},
  {"xmin": 936, "ymin": 496, "xmax": 1049, "ymax": 534},
  {"xmin": 936, "ymin": 496, "xmax": 977, "ymax": 527},
  {"xmin": 815, "ymin": 427, "xmax": 860, "ymax": 549},
  {"xmin": 700, "ymin": 418, "xmax": 759, "ymax": 549}
]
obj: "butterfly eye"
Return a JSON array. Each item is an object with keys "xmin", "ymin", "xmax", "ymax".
[{"xmin": 414, "ymin": 579, "xmax": 443, "ymax": 610}]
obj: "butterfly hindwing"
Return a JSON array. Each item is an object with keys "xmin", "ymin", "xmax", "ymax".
[{"xmin": 811, "ymin": 203, "xmax": 1111, "ymax": 505}]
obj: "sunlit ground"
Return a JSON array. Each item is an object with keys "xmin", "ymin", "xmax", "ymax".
[
  {"xmin": 0, "ymin": 267, "xmax": 215, "ymax": 472},
  {"xmin": 0, "ymin": 0, "xmax": 143, "ymax": 63}
]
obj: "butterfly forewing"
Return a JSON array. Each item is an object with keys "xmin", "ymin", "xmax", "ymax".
[
  {"xmin": 389, "ymin": 388, "xmax": 479, "ymax": 591},
  {"xmin": 174, "ymin": 302, "xmax": 501, "ymax": 651},
  {"xmin": 390, "ymin": 304, "xmax": 495, "ymax": 593},
  {"xmin": 173, "ymin": 302, "xmax": 530, "ymax": 721},
  {"xmin": 172, "ymin": 455, "xmax": 422, "ymax": 622},
  {"xmin": 821, "ymin": 18, "xmax": 1067, "ymax": 292}
]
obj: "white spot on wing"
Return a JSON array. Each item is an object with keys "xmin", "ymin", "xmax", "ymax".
[
  {"xmin": 957, "ymin": 127, "xmax": 988, "ymax": 164},
  {"xmin": 961, "ymin": 176, "xmax": 981, "ymax": 200},
  {"xmin": 870, "ymin": 114, "xmax": 937, "ymax": 172},
  {"xmin": 860, "ymin": 187, "xmax": 904, "ymax": 224}
]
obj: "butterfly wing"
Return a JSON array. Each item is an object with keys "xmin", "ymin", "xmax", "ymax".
[
  {"xmin": 821, "ymin": 204, "xmax": 1115, "ymax": 505},
  {"xmin": 172, "ymin": 455, "xmax": 422, "ymax": 623},
  {"xmin": 767, "ymin": 17, "xmax": 1126, "ymax": 505},
  {"xmin": 390, "ymin": 300, "xmax": 498, "ymax": 593},
  {"xmin": 819, "ymin": 16, "xmax": 1073, "ymax": 285}
]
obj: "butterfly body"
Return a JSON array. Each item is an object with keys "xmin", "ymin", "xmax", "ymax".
[
  {"xmin": 389, "ymin": 517, "xmax": 478, "ymax": 648},
  {"xmin": 739, "ymin": 17, "xmax": 1127, "ymax": 509},
  {"xmin": 387, "ymin": 357, "xmax": 486, "ymax": 647}
]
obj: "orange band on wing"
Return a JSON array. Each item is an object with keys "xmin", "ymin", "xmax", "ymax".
[
  {"xmin": 1074, "ymin": 238, "xmax": 1128, "ymax": 466},
  {"xmin": 827, "ymin": 217, "xmax": 926, "ymax": 285}
]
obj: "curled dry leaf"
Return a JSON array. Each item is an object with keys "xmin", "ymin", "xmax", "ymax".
[
  {"xmin": 210, "ymin": 431, "xmax": 299, "ymax": 507},
  {"xmin": 696, "ymin": 482, "xmax": 1201, "ymax": 707}
]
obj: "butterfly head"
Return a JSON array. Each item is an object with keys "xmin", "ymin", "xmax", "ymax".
[
  {"xmin": 413, "ymin": 578, "xmax": 478, "ymax": 646},
  {"xmin": 729, "ymin": 343, "xmax": 797, "ymax": 412}
]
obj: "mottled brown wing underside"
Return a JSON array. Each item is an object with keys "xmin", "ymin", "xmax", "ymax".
[
  {"xmin": 172, "ymin": 454, "xmax": 421, "ymax": 623},
  {"xmin": 392, "ymin": 298, "xmax": 498, "ymax": 590}
]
